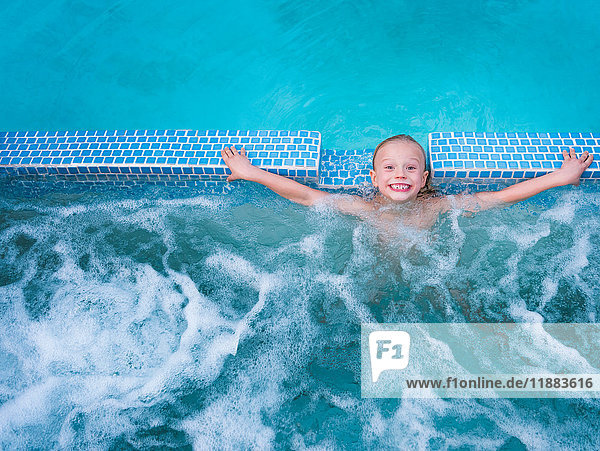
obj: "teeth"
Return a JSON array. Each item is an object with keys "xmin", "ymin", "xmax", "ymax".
[{"xmin": 390, "ymin": 183, "xmax": 410, "ymax": 190}]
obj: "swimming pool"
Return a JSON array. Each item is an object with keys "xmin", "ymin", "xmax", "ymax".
[{"xmin": 2, "ymin": 0, "xmax": 600, "ymax": 448}]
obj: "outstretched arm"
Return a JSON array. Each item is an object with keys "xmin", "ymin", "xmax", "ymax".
[
  {"xmin": 473, "ymin": 148, "xmax": 593, "ymax": 209},
  {"xmin": 221, "ymin": 146, "xmax": 372, "ymax": 215},
  {"xmin": 221, "ymin": 146, "xmax": 327, "ymax": 206}
]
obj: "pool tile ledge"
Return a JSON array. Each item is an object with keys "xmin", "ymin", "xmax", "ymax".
[{"xmin": 1, "ymin": 130, "xmax": 598, "ymax": 190}]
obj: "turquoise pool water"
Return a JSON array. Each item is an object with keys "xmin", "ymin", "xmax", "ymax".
[
  {"xmin": 2, "ymin": 0, "xmax": 600, "ymax": 449},
  {"xmin": 3, "ymin": 0, "xmax": 600, "ymax": 148}
]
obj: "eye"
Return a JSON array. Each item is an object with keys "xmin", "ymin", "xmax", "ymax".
[
  {"xmin": 385, "ymin": 165, "xmax": 394, "ymax": 170},
  {"xmin": 407, "ymin": 165, "xmax": 417, "ymax": 170}
]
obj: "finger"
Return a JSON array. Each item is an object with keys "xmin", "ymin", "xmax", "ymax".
[
  {"xmin": 584, "ymin": 153, "xmax": 594, "ymax": 167},
  {"xmin": 221, "ymin": 147, "xmax": 229, "ymax": 157},
  {"xmin": 240, "ymin": 146, "xmax": 246, "ymax": 156},
  {"xmin": 570, "ymin": 147, "xmax": 576, "ymax": 158},
  {"xmin": 562, "ymin": 149, "xmax": 569, "ymax": 160}
]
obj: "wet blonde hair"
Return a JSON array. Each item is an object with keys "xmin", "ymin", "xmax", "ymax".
[{"xmin": 373, "ymin": 134, "xmax": 436, "ymax": 199}]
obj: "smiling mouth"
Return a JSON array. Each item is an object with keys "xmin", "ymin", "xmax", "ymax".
[{"xmin": 389, "ymin": 183, "xmax": 411, "ymax": 192}]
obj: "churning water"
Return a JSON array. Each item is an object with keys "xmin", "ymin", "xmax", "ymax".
[{"xmin": 1, "ymin": 183, "xmax": 600, "ymax": 448}]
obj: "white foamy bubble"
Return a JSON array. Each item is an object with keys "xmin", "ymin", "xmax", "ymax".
[
  {"xmin": 564, "ymin": 231, "xmax": 590, "ymax": 276},
  {"xmin": 57, "ymin": 399, "xmax": 139, "ymax": 450},
  {"xmin": 486, "ymin": 400, "xmax": 554, "ymax": 450},
  {"xmin": 120, "ymin": 208, "xmax": 168, "ymax": 234},
  {"xmin": 128, "ymin": 268, "xmax": 242, "ymax": 401},
  {"xmin": 179, "ymin": 352, "xmax": 286, "ymax": 450},
  {"xmin": 0, "ymin": 378, "xmax": 61, "ymax": 449},
  {"xmin": 132, "ymin": 264, "xmax": 180, "ymax": 321},
  {"xmin": 518, "ymin": 323, "xmax": 596, "ymax": 374},
  {"xmin": 204, "ymin": 251, "xmax": 287, "ymax": 353},
  {"xmin": 0, "ymin": 290, "xmax": 40, "ymax": 384},
  {"xmin": 491, "ymin": 221, "xmax": 551, "ymax": 250},
  {"xmin": 315, "ymin": 272, "xmax": 374, "ymax": 324},
  {"xmin": 538, "ymin": 278, "xmax": 559, "ymax": 309},
  {"xmin": 205, "ymin": 251, "xmax": 266, "ymax": 292},
  {"xmin": 269, "ymin": 233, "xmax": 326, "ymax": 262},
  {"xmin": 98, "ymin": 198, "xmax": 151, "ymax": 213},
  {"xmin": 387, "ymin": 399, "xmax": 446, "ymax": 448},
  {"xmin": 508, "ymin": 300, "xmax": 545, "ymax": 323},
  {"xmin": 52, "ymin": 245, "xmax": 87, "ymax": 283},
  {"xmin": 291, "ymin": 433, "xmax": 338, "ymax": 450},
  {"xmin": 364, "ymin": 409, "xmax": 386, "ymax": 441},
  {"xmin": 154, "ymin": 194, "xmax": 224, "ymax": 210},
  {"xmin": 533, "ymin": 229, "xmax": 591, "ymax": 309},
  {"xmin": 180, "ymin": 398, "xmax": 276, "ymax": 450},
  {"xmin": 343, "ymin": 224, "xmax": 377, "ymax": 272},
  {"xmin": 360, "ymin": 398, "xmax": 507, "ymax": 449},
  {"xmin": 54, "ymin": 204, "xmax": 88, "ymax": 218},
  {"xmin": 78, "ymin": 194, "xmax": 224, "ymax": 222},
  {"xmin": 320, "ymin": 391, "xmax": 358, "ymax": 411},
  {"xmin": 541, "ymin": 191, "xmax": 579, "ymax": 224}
]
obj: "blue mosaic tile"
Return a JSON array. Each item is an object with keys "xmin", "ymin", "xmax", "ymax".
[
  {"xmin": 0, "ymin": 129, "xmax": 321, "ymax": 184},
  {"xmin": 429, "ymin": 132, "xmax": 599, "ymax": 184},
  {"xmin": 4, "ymin": 129, "xmax": 598, "ymax": 191},
  {"xmin": 318, "ymin": 148, "xmax": 372, "ymax": 188}
]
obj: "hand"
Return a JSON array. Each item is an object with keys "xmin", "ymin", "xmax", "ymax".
[
  {"xmin": 221, "ymin": 146, "xmax": 259, "ymax": 182},
  {"xmin": 556, "ymin": 147, "xmax": 594, "ymax": 186}
]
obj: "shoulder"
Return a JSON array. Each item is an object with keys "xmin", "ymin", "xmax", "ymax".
[
  {"xmin": 316, "ymin": 193, "xmax": 375, "ymax": 216},
  {"xmin": 418, "ymin": 194, "xmax": 452, "ymax": 213},
  {"xmin": 423, "ymin": 193, "xmax": 484, "ymax": 213}
]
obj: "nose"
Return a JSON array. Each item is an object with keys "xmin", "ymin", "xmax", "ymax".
[{"xmin": 394, "ymin": 167, "xmax": 406, "ymax": 178}]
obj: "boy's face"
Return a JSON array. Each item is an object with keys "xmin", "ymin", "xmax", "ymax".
[{"xmin": 369, "ymin": 141, "xmax": 429, "ymax": 203}]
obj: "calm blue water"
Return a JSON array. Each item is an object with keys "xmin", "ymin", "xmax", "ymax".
[
  {"xmin": 1, "ymin": 0, "xmax": 600, "ymax": 449},
  {"xmin": 2, "ymin": 0, "xmax": 600, "ymax": 148}
]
